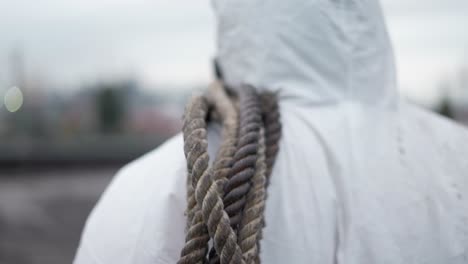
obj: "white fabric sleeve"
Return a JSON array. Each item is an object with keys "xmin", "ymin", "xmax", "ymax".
[{"xmin": 74, "ymin": 134, "xmax": 188, "ymax": 264}]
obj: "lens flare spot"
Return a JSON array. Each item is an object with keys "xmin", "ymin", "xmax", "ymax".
[{"xmin": 4, "ymin": 86, "xmax": 24, "ymax": 113}]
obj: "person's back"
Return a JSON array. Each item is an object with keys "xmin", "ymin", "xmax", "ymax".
[{"xmin": 74, "ymin": 0, "xmax": 468, "ymax": 263}]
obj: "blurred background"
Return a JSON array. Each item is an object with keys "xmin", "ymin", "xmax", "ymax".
[{"xmin": 0, "ymin": 0, "xmax": 467, "ymax": 263}]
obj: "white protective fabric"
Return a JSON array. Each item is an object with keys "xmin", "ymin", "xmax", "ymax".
[{"xmin": 75, "ymin": 0, "xmax": 468, "ymax": 263}]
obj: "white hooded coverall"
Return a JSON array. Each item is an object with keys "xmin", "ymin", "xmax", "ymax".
[{"xmin": 75, "ymin": 0, "xmax": 468, "ymax": 263}]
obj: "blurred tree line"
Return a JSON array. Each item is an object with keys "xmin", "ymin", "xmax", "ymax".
[
  {"xmin": 96, "ymin": 84, "xmax": 125, "ymax": 133},
  {"xmin": 0, "ymin": 78, "xmax": 185, "ymax": 140}
]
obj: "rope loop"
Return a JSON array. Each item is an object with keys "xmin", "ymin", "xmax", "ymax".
[{"xmin": 179, "ymin": 82, "xmax": 281, "ymax": 264}]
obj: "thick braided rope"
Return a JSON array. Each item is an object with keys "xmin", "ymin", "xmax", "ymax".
[
  {"xmin": 208, "ymin": 85, "xmax": 261, "ymax": 264},
  {"xmin": 180, "ymin": 88, "xmax": 245, "ymax": 264},
  {"xmin": 205, "ymin": 82, "xmax": 239, "ymax": 184},
  {"xmin": 181, "ymin": 86, "xmax": 240, "ymax": 263},
  {"xmin": 205, "ymin": 82, "xmax": 240, "ymax": 263},
  {"xmin": 195, "ymin": 153, "xmax": 245, "ymax": 264},
  {"xmin": 184, "ymin": 99, "xmax": 202, "ymax": 226},
  {"xmin": 260, "ymin": 92, "xmax": 281, "ymax": 182},
  {"xmin": 180, "ymin": 85, "xmax": 281, "ymax": 264},
  {"xmin": 250, "ymin": 92, "xmax": 282, "ymax": 264},
  {"xmin": 178, "ymin": 96, "xmax": 211, "ymax": 264},
  {"xmin": 232, "ymin": 92, "xmax": 282, "ymax": 264},
  {"xmin": 222, "ymin": 85, "xmax": 261, "ymax": 230},
  {"xmin": 210, "ymin": 88, "xmax": 279, "ymax": 264},
  {"xmin": 182, "ymin": 81, "xmax": 238, "ymax": 226},
  {"xmin": 199, "ymin": 84, "xmax": 244, "ymax": 264},
  {"xmin": 237, "ymin": 127, "xmax": 267, "ymax": 263}
]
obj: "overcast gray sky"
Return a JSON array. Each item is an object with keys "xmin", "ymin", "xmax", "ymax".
[{"xmin": 0, "ymin": 0, "xmax": 467, "ymax": 105}]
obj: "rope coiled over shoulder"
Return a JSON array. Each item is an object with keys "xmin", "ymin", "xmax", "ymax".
[{"xmin": 179, "ymin": 82, "xmax": 281, "ymax": 264}]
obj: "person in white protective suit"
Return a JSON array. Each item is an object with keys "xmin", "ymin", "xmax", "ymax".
[{"xmin": 74, "ymin": 0, "xmax": 468, "ymax": 263}]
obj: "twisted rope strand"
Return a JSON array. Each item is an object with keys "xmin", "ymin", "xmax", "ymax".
[
  {"xmin": 209, "ymin": 88, "xmax": 278, "ymax": 264},
  {"xmin": 205, "ymin": 82, "xmax": 239, "ymax": 184},
  {"xmin": 237, "ymin": 127, "xmax": 267, "ymax": 263},
  {"xmin": 208, "ymin": 85, "xmax": 262, "ymax": 264},
  {"xmin": 260, "ymin": 92, "xmax": 281, "ymax": 183},
  {"xmin": 205, "ymin": 82, "xmax": 240, "ymax": 263},
  {"xmin": 179, "ymin": 84, "xmax": 281, "ymax": 264},
  {"xmin": 178, "ymin": 96, "xmax": 211, "ymax": 264},
  {"xmin": 180, "ymin": 85, "xmax": 245, "ymax": 264},
  {"xmin": 251, "ymin": 92, "xmax": 282, "ymax": 264},
  {"xmin": 222, "ymin": 86, "xmax": 261, "ymax": 231},
  {"xmin": 197, "ymin": 86, "xmax": 245, "ymax": 264}
]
